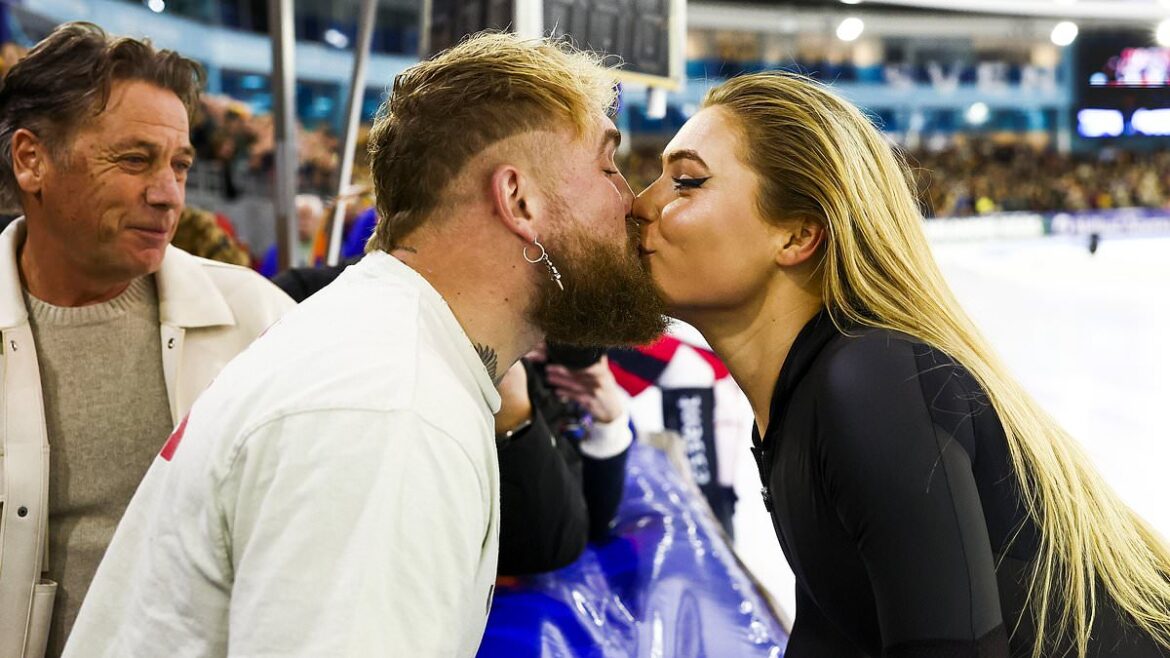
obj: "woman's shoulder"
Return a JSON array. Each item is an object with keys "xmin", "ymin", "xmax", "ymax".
[
  {"xmin": 811, "ymin": 326, "xmax": 977, "ymax": 404},
  {"xmin": 817, "ymin": 326, "xmax": 927, "ymax": 378}
]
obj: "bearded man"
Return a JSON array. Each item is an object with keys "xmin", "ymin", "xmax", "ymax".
[{"xmin": 64, "ymin": 31, "xmax": 665, "ymax": 658}]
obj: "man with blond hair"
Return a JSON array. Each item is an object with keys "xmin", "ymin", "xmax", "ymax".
[{"xmin": 66, "ymin": 32, "xmax": 666, "ymax": 656}]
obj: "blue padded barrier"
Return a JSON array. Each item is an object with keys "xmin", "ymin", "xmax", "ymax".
[{"xmin": 477, "ymin": 442, "xmax": 788, "ymax": 658}]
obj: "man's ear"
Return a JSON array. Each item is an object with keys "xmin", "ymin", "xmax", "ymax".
[
  {"xmin": 11, "ymin": 128, "xmax": 51, "ymax": 197},
  {"xmin": 489, "ymin": 163, "xmax": 542, "ymax": 243},
  {"xmin": 774, "ymin": 216, "xmax": 826, "ymax": 268}
]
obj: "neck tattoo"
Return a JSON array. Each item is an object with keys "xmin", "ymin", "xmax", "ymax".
[{"xmin": 475, "ymin": 343, "xmax": 499, "ymax": 383}]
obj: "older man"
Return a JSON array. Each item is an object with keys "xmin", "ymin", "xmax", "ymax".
[
  {"xmin": 0, "ymin": 23, "xmax": 293, "ymax": 657},
  {"xmin": 66, "ymin": 32, "xmax": 666, "ymax": 657}
]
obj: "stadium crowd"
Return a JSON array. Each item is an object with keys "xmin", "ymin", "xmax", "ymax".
[
  {"xmin": 7, "ymin": 35, "xmax": 1167, "ymax": 269},
  {"xmin": 620, "ymin": 138, "xmax": 1170, "ymax": 219},
  {"xmin": 5, "ymin": 22, "xmax": 1170, "ymax": 658}
]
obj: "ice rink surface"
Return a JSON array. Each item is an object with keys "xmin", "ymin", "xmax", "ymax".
[{"xmin": 732, "ymin": 233, "xmax": 1170, "ymax": 624}]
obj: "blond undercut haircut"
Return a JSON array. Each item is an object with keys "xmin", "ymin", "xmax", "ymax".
[
  {"xmin": 365, "ymin": 31, "xmax": 618, "ymax": 252},
  {"xmin": 704, "ymin": 72, "xmax": 1170, "ymax": 658}
]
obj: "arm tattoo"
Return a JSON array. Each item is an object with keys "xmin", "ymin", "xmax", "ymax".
[{"xmin": 475, "ymin": 343, "xmax": 499, "ymax": 383}]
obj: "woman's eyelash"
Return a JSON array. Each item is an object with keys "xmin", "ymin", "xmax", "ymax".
[{"xmin": 672, "ymin": 177, "xmax": 709, "ymax": 190}]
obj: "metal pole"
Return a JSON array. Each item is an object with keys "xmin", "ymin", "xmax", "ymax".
[
  {"xmin": 268, "ymin": 0, "xmax": 298, "ymax": 271},
  {"xmin": 514, "ymin": 0, "xmax": 543, "ymax": 40},
  {"xmin": 326, "ymin": 0, "xmax": 379, "ymax": 266}
]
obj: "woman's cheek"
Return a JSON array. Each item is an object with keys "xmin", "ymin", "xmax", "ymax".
[{"xmin": 659, "ymin": 203, "xmax": 690, "ymax": 244}]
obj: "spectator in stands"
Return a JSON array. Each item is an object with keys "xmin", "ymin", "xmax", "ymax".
[
  {"xmin": 341, "ymin": 205, "xmax": 379, "ymax": 260},
  {"xmin": 0, "ymin": 23, "xmax": 293, "ymax": 658},
  {"xmin": 172, "ymin": 206, "xmax": 252, "ymax": 267},
  {"xmin": 295, "ymin": 193, "xmax": 325, "ymax": 258},
  {"xmin": 906, "ymin": 139, "xmax": 1169, "ymax": 218},
  {"xmin": 298, "ymin": 123, "xmax": 341, "ymax": 193},
  {"xmin": 0, "ymin": 44, "xmax": 23, "ymax": 224},
  {"xmin": 495, "ymin": 348, "xmax": 635, "ymax": 575},
  {"xmin": 257, "ymin": 192, "xmax": 324, "ymax": 276},
  {"xmin": 303, "ymin": 184, "xmax": 372, "ymax": 267},
  {"xmin": 268, "ymin": 252, "xmax": 360, "ymax": 301},
  {"xmin": 0, "ymin": 41, "xmax": 27, "ymax": 78},
  {"xmin": 66, "ymin": 31, "xmax": 666, "ymax": 657},
  {"xmin": 633, "ymin": 71, "xmax": 1170, "ymax": 658}
]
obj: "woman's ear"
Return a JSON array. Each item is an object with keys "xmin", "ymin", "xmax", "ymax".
[
  {"xmin": 489, "ymin": 163, "xmax": 541, "ymax": 244},
  {"xmin": 774, "ymin": 216, "xmax": 825, "ymax": 268}
]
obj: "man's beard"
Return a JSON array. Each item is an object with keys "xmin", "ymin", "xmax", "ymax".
[{"xmin": 531, "ymin": 215, "xmax": 668, "ymax": 347}]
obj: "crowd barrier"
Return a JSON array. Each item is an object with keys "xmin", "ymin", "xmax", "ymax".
[
  {"xmin": 924, "ymin": 208, "xmax": 1170, "ymax": 242},
  {"xmin": 185, "ymin": 162, "xmax": 278, "ymax": 254},
  {"xmin": 1047, "ymin": 208, "xmax": 1170, "ymax": 237},
  {"xmin": 477, "ymin": 441, "xmax": 788, "ymax": 658}
]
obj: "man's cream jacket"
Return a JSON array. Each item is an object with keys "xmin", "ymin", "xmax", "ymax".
[{"xmin": 0, "ymin": 218, "xmax": 293, "ymax": 658}]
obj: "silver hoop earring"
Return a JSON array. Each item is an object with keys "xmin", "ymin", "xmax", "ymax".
[
  {"xmin": 522, "ymin": 239, "xmax": 545, "ymax": 264},
  {"xmin": 523, "ymin": 235, "xmax": 563, "ymax": 291}
]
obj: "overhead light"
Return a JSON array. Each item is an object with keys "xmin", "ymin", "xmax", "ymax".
[
  {"xmin": 1157, "ymin": 18, "xmax": 1170, "ymax": 47},
  {"xmin": 323, "ymin": 28, "xmax": 349, "ymax": 49},
  {"xmin": 840, "ymin": 0, "xmax": 863, "ymax": 4},
  {"xmin": 1133, "ymin": 108, "xmax": 1170, "ymax": 136},
  {"xmin": 965, "ymin": 102, "xmax": 990, "ymax": 126},
  {"xmin": 836, "ymin": 17, "xmax": 865, "ymax": 42},
  {"xmin": 241, "ymin": 74, "xmax": 266, "ymax": 90},
  {"xmin": 146, "ymin": 0, "xmax": 165, "ymax": 12},
  {"xmin": 1051, "ymin": 21, "xmax": 1078, "ymax": 47},
  {"xmin": 646, "ymin": 88, "xmax": 667, "ymax": 120},
  {"xmin": 1077, "ymin": 109, "xmax": 1123, "ymax": 138}
]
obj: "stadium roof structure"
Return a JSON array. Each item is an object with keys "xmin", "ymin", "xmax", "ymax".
[{"xmin": 736, "ymin": 0, "xmax": 1169, "ymax": 21}]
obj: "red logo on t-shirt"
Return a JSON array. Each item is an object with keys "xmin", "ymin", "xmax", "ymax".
[{"xmin": 160, "ymin": 414, "xmax": 190, "ymax": 461}]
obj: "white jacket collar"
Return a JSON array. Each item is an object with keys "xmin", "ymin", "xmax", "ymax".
[
  {"xmin": 154, "ymin": 243, "xmax": 236, "ymax": 328},
  {"xmin": 0, "ymin": 218, "xmax": 27, "ymax": 329},
  {"xmin": 0, "ymin": 217, "xmax": 236, "ymax": 330}
]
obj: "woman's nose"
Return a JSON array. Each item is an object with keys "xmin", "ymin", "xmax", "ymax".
[{"xmin": 632, "ymin": 188, "xmax": 658, "ymax": 227}]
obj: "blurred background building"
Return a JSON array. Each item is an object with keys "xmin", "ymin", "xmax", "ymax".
[
  {"xmin": 3, "ymin": 0, "xmax": 1166, "ymax": 638},
  {"xmin": 3, "ymin": 0, "xmax": 1167, "ymax": 252}
]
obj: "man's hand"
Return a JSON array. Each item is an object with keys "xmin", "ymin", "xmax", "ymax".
[
  {"xmin": 544, "ymin": 356, "xmax": 625, "ymax": 424},
  {"xmin": 494, "ymin": 361, "xmax": 533, "ymax": 434}
]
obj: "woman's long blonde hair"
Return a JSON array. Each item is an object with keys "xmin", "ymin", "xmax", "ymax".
[{"xmin": 704, "ymin": 72, "xmax": 1170, "ymax": 657}]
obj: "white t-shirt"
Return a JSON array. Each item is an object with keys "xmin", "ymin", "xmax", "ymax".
[{"xmin": 64, "ymin": 252, "xmax": 502, "ymax": 658}]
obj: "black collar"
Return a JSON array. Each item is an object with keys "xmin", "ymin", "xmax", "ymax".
[{"xmin": 752, "ymin": 309, "xmax": 842, "ymax": 450}]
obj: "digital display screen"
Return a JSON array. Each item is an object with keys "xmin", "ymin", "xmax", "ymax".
[
  {"xmin": 1074, "ymin": 29, "xmax": 1170, "ymax": 138},
  {"xmin": 423, "ymin": 0, "xmax": 675, "ymax": 82},
  {"xmin": 1087, "ymin": 46, "xmax": 1169, "ymax": 87},
  {"xmin": 423, "ymin": 0, "xmax": 678, "ymax": 83},
  {"xmin": 544, "ymin": 0, "xmax": 673, "ymax": 80}
]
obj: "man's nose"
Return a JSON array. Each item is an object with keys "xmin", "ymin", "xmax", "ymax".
[
  {"xmin": 145, "ymin": 168, "xmax": 183, "ymax": 209},
  {"xmin": 617, "ymin": 172, "xmax": 635, "ymax": 214}
]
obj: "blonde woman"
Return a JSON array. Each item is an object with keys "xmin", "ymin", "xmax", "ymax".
[{"xmin": 632, "ymin": 72, "xmax": 1170, "ymax": 658}]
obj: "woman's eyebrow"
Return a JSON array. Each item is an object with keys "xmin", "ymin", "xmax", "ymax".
[{"xmin": 663, "ymin": 149, "xmax": 709, "ymax": 168}]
